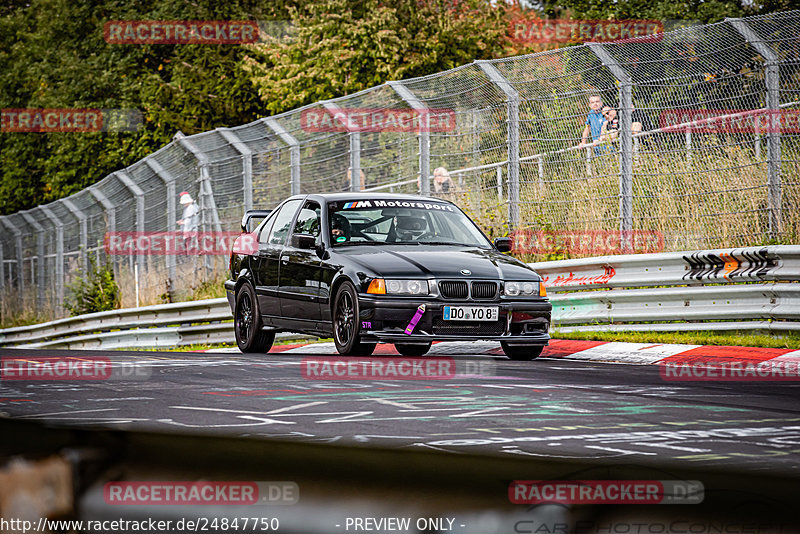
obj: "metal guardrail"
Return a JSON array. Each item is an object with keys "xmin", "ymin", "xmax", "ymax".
[
  {"xmin": 531, "ymin": 245, "xmax": 800, "ymax": 333},
  {"xmin": 1, "ymin": 245, "xmax": 798, "ymax": 349}
]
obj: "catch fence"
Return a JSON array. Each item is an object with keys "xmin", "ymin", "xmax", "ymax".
[{"xmin": 1, "ymin": 12, "xmax": 798, "ymax": 319}]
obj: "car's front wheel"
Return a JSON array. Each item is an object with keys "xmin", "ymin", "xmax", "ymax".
[
  {"xmin": 395, "ymin": 343, "xmax": 432, "ymax": 356},
  {"xmin": 235, "ymin": 282, "xmax": 275, "ymax": 353},
  {"xmin": 501, "ymin": 342, "xmax": 544, "ymax": 361},
  {"xmin": 333, "ymin": 281, "xmax": 376, "ymax": 356}
]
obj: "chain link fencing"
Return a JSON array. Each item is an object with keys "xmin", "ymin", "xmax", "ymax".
[{"xmin": 1, "ymin": 12, "xmax": 798, "ymax": 321}]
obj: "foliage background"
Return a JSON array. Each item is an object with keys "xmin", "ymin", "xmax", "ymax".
[{"xmin": 1, "ymin": 0, "xmax": 791, "ymax": 215}]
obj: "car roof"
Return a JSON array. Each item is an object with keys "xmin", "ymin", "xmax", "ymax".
[{"xmin": 290, "ymin": 192, "xmax": 450, "ymax": 204}]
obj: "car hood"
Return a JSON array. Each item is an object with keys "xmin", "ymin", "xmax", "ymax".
[{"xmin": 335, "ymin": 245, "xmax": 540, "ymax": 280}]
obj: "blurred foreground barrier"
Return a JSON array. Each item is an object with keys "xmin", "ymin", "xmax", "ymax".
[
  {"xmin": 1, "ymin": 245, "xmax": 798, "ymax": 349},
  {"xmin": 532, "ymin": 245, "xmax": 800, "ymax": 333},
  {"xmin": 1, "ymin": 418, "xmax": 799, "ymax": 533}
]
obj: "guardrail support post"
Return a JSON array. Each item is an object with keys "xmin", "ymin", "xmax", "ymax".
[
  {"xmin": 0, "ymin": 217, "xmax": 24, "ymax": 292},
  {"xmin": 38, "ymin": 206, "xmax": 64, "ymax": 310},
  {"xmin": 264, "ymin": 118, "xmax": 301, "ymax": 196},
  {"xmin": 20, "ymin": 211, "xmax": 46, "ymax": 308},
  {"xmin": 388, "ymin": 81, "xmax": 430, "ymax": 195},
  {"xmin": 146, "ymin": 158, "xmax": 177, "ymax": 290},
  {"xmin": 61, "ymin": 198, "xmax": 88, "ymax": 273},
  {"xmin": 588, "ymin": 43, "xmax": 634, "ymax": 250},
  {"xmin": 477, "ymin": 61, "xmax": 520, "ymax": 230},
  {"xmin": 728, "ymin": 18, "xmax": 782, "ymax": 239},
  {"xmin": 217, "ymin": 128, "xmax": 254, "ymax": 211},
  {"xmin": 115, "ymin": 170, "xmax": 146, "ymax": 275}
]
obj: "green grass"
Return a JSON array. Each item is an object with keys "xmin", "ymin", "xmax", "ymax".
[{"xmin": 553, "ymin": 330, "xmax": 800, "ymax": 350}]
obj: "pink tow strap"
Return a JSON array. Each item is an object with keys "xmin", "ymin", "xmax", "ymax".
[{"xmin": 404, "ymin": 304, "xmax": 426, "ymax": 335}]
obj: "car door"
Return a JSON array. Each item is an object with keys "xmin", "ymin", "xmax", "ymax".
[
  {"xmin": 253, "ymin": 199, "xmax": 301, "ymax": 322},
  {"xmin": 278, "ymin": 200, "xmax": 322, "ymax": 323}
]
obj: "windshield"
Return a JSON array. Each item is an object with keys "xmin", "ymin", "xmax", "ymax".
[{"xmin": 328, "ymin": 199, "xmax": 492, "ymax": 248}]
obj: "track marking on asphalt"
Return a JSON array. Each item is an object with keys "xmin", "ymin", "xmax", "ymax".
[
  {"xmin": 157, "ymin": 415, "xmax": 294, "ymax": 428},
  {"xmin": 634, "ymin": 442, "xmax": 711, "ymax": 453},
  {"xmin": 170, "ymin": 403, "xmax": 327, "ymax": 416},
  {"xmin": 14, "ymin": 408, "xmax": 119, "ymax": 418},
  {"xmin": 585, "ymin": 445, "xmax": 656, "ymax": 456}
]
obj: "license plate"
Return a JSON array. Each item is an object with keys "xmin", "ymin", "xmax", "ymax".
[{"xmin": 443, "ymin": 306, "xmax": 499, "ymax": 322}]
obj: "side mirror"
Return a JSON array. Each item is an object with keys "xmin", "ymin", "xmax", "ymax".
[
  {"xmin": 241, "ymin": 209, "xmax": 273, "ymax": 233},
  {"xmin": 494, "ymin": 237, "xmax": 512, "ymax": 253},
  {"xmin": 294, "ymin": 234, "xmax": 316, "ymax": 250}
]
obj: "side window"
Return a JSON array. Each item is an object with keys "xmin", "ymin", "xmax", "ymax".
[
  {"xmin": 293, "ymin": 202, "xmax": 321, "ymax": 237},
  {"xmin": 267, "ymin": 199, "xmax": 302, "ymax": 246},
  {"xmin": 257, "ymin": 212, "xmax": 278, "ymax": 245}
]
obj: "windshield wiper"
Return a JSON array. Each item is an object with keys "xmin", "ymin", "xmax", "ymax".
[{"xmin": 419, "ymin": 241, "xmax": 479, "ymax": 247}]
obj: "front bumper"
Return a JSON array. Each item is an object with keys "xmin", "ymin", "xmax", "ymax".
[{"xmin": 357, "ymin": 296, "xmax": 551, "ymax": 345}]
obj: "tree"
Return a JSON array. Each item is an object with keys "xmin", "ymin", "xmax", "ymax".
[{"xmin": 242, "ymin": 0, "xmax": 511, "ymax": 115}]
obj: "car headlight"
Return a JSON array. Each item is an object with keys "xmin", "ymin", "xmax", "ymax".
[
  {"xmin": 504, "ymin": 281, "xmax": 541, "ymax": 297},
  {"xmin": 368, "ymin": 279, "xmax": 430, "ymax": 295}
]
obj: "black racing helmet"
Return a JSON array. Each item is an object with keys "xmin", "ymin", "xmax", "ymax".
[{"xmin": 330, "ymin": 213, "xmax": 351, "ymax": 242}]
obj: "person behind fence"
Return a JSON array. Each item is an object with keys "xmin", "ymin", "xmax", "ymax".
[
  {"xmin": 601, "ymin": 106, "xmax": 620, "ymax": 142},
  {"xmin": 342, "ymin": 168, "xmax": 366, "ymax": 191},
  {"xmin": 433, "ymin": 167, "xmax": 458, "ymax": 194},
  {"xmin": 177, "ymin": 191, "xmax": 199, "ymax": 252},
  {"xmin": 580, "ymin": 94, "xmax": 605, "ymax": 149}
]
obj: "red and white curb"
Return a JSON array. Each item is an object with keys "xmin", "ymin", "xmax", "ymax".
[{"xmin": 207, "ymin": 339, "xmax": 800, "ymax": 367}]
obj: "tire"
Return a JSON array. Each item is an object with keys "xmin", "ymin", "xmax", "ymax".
[
  {"xmin": 234, "ymin": 283, "xmax": 275, "ymax": 353},
  {"xmin": 395, "ymin": 343, "xmax": 432, "ymax": 356},
  {"xmin": 501, "ymin": 342, "xmax": 544, "ymax": 361},
  {"xmin": 333, "ymin": 281, "xmax": 376, "ymax": 356}
]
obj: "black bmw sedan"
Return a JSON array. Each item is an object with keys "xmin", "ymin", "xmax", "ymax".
[{"xmin": 225, "ymin": 193, "xmax": 551, "ymax": 360}]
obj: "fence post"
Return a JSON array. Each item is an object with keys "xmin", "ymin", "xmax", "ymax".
[
  {"xmin": 588, "ymin": 43, "xmax": 634, "ymax": 250},
  {"xmin": 88, "ymin": 185, "xmax": 116, "ymax": 255},
  {"xmin": 497, "ymin": 167, "xmax": 503, "ymax": 202},
  {"xmin": 264, "ymin": 118, "xmax": 301, "ymax": 196},
  {"xmin": 19, "ymin": 210, "xmax": 46, "ymax": 308},
  {"xmin": 322, "ymin": 102, "xmax": 361, "ymax": 191},
  {"xmin": 114, "ymin": 170, "xmax": 145, "ymax": 275},
  {"xmin": 61, "ymin": 198, "xmax": 88, "ymax": 273},
  {"xmin": 0, "ymin": 217, "xmax": 24, "ymax": 293},
  {"xmin": 38, "ymin": 206, "xmax": 64, "ymax": 310},
  {"xmin": 686, "ymin": 127, "xmax": 692, "ymax": 169},
  {"xmin": 388, "ymin": 81, "xmax": 430, "ymax": 195},
  {"xmin": 146, "ymin": 158, "xmax": 177, "ymax": 290},
  {"xmin": 728, "ymin": 18, "xmax": 782, "ymax": 239},
  {"xmin": 477, "ymin": 60, "xmax": 520, "ymax": 230},
  {"xmin": 217, "ymin": 128, "xmax": 254, "ymax": 211},
  {"xmin": 177, "ymin": 136, "xmax": 223, "ymax": 234}
]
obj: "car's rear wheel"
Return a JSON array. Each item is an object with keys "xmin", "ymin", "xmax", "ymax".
[
  {"xmin": 333, "ymin": 281, "xmax": 376, "ymax": 356},
  {"xmin": 395, "ymin": 343, "xmax": 432, "ymax": 356},
  {"xmin": 235, "ymin": 283, "xmax": 275, "ymax": 353},
  {"xmin": 501, "ymin": 342, "xmax": 544, "ymax": 361}
]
